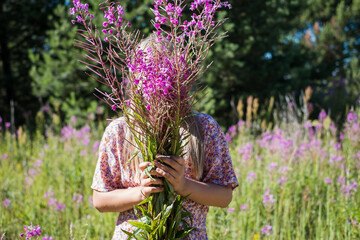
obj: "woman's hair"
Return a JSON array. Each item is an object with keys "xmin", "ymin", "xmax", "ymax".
[{"xmin": 123, "ymin": 34, "xmax": 205, "ymax": 181}]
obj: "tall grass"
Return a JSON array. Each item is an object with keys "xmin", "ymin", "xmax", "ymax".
[
  {"xmin": 208, "ymin": 110, "xmax": 360, "ymax": 240},
  {"xmin": 1, "ymin": 109, "xmax": 360, "ymax": 239}
]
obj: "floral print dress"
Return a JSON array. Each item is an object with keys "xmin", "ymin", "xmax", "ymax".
[{"xmin": 91, "ymin": 113, "xmax": 239, "ymax": 239}]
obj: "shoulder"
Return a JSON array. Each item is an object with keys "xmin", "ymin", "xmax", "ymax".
[
  {"xmin": 196, "ymin": 112, "xmax": 224, "ymax": 136},
  {"xmin": 102, "ymin": 117, "xmax": 127, "ymax": 140},
  {"xmin": 105, "ymin": 117, "xmax": 127, "ymax": 131}
]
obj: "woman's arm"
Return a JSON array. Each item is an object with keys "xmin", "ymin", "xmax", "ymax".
[
  {"xmin": 93, "ymin": 162, "xmax": 164, "ymax": 213},
  {"xmin": 154, "ymin": 155, "xmax": 233, "ymax": 208},
  {"xmin": 93, "ymin": 187, "xmax": 143, "ymax": 213}
]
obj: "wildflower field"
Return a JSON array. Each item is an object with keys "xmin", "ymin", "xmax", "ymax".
[{"xmin": 1, "ymin": 110, "xmax": 360, "ymax": 239}]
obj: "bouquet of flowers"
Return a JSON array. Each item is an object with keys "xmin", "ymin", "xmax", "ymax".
[{"xmin": 70, "ymin": 0, "xmax": 230, "ymax": 238}]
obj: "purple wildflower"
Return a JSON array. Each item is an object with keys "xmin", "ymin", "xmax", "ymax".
[
  {"xmin": 261, "ymin": 225, "xmax": 273, "ymax": 236},
  {"xmin": 263, "ymin": 190, "xmax": 276, "ymax": 204},
  {"xmin": 240, "ymin": 204, "xmax": 249, "ymax": 211},
  {"xmin": 3, "ymin": 199, "xmax": 11, "ymax": 208},
  {"xmin": 246, "ymin": 172, "xmax": 257, "ymax": 182},
  {"xmin": 42, "ymin": 236, "xmax": 53, "ymax": 240},
  {"xmin": 347, "ymin": 112, "xmax": 358, "ymax": 123},
  {"xmin": 324, "ymin": 177, "xmax": 332, "ymax": 184},
  {"xmin": 227, "ymin": 208, "xmax": 235, "ymax": 213},
  {"xmin": 318, "ymin": 109, "xmax": 327, "ymax": 122},
  {"xmin": 73, "ymin": 194, "xmax": 83, "ymax": 205},
  {"xmin": 268, "ymin": 162, "xmax": 278, "ymax": 170},
  {"xmin": 341, "ymin": 181, "xmax": 358, "ymax": 197},
  {"xmin": 19, "ymin": 224, "xmax": 41, "ymax": 239},
  {"xmin": 92, "ymin": 140, "xmax": 100, "ymax": 152},
  {"xmin": 70, "ymin": 116, "xmax": 77, "ymax": 124},
  {"xmin": 5, "ymin": 122, "xmax": 10, "ymax": 129},
  {"xmin": 47, "ymin": 198, "xmax": 57, "ymax": 207},
  {"xmin": 278, "ymin": 176, "xmax": 287, "ymax": 184},
  {"xmin": 43, "ymin": 191, "xmax": 54, "ymax": 198},
  {"xmin": 263, "ymin": 189, "xmax": 276, "ymax": 211},
  {"xmin": 56, "ymin": 203, "xmax": 66, "ymax": 211}
]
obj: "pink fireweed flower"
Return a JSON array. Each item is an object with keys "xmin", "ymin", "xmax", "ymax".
[
  {"xmin": 268, "ymin": 163, "xmax": 278, "ymax": 171},
  {"xmin": 56, "ymin": 203, "xmax": 66, "ymax": 211},
  {"xmin": 82, "ymin": 138, "xmax": 90, "ymax": 146},
  {"xmin": 324, "ymin": 177, "xmax": 333, "ymax": 184},
  {"xmin": 334, "ymin": 142, "xmax": 341, "ymax": 150},
  {"xmin": 263, "ymin": 189, "xmax": 276, "ymax": 211},
  {"xmin": 5, "ymin": 122, "xmax": 10, "ymax": 129},
  {"xmin": 263, "ymin": 190, "xmax": 276, "ymax": 204},
  {"xmin": 261, "ymin": 225, "xmax": 273, "ymax": 236},
  {"xmin": 47, "ymin": 198, "xmax": 57, "ymax": 207},
  {"xmin": 347, "ymin": 112, "xmax": 358, "ymax": 123},
  {"xmin": 73, "ymin": 194, "xmax": 83, "ymax": 204},
  {"xmin": 92, "ymin": 140, "xmax": 100, "ymax": 152},
  {"xmin": 278, "ymin": 176, "xmax": 287, "ymax": 184},
  {"xmin": 43, "ymin": 191, "xmax": 54, "ymax": 198},
  {"xmin": 240, "ymin": 204, "xmax": 249, "ymax": 211},
  {"xmin": 341, "ymin": 181, "xmax": 358, "ymax": 197},
  {"xmin": 1, "ymin": 153, "xmax": 8, "ymax": 159},
  {"xmin": 88, "ymin": 196, "xmax": 93, "ymax": 205},
  {"xmin": 224, "ymin": 133, "xmax": 231, "ymax": 143},
  {"xmin": 329, "ymin": 155, "xmax": 344, "ymax": 163},
  {"xmin": 246, "ymin": 172, "xmax": 257, "ymax": 182},
  {"xmin": 19, "ymin": 224, "xmax": 41, "ymax": 239},
  {"xmin": 318, "ymin": 109, "xmax": 327, "ymax": 122},
  {"xmin": 338, "ymin": 177, "xmax": 346, "ymax": 184},
  {"xmin": 227, "ymin": 125, "xmax": 236, "ymax": 135},
  {"xmin": 154, "ymin": 23, "xmax": 161, "ymax": 29},
  {"xmin": 42, "ymin": 236, "xmax": 53, "ymax": 240},
  {"xmin": 227, "ymin": 208, "xmax": 235, "ymax": 213},
  {"xmin": 70, "ymin": 116, "xmax": 77, "ymax": 124},
  {"xmin": 3, "ymin": 199, "xmax": 11, "ymax": 208}
]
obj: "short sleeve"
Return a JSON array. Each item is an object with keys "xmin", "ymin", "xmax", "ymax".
[
  {"xmin": 200, "ymin": 114, "xmax": 239, "ymax": 190},
  {"xmin": 91, "ymin": 119, "xmax": 124, "ymax": 192}
]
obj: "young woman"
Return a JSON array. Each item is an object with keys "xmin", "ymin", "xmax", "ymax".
[{"xmin": 90, "ymin": 36, "xmax": 239, "ymax": 240}]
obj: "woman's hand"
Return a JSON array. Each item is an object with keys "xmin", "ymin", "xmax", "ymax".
[
  {"xmin": 154, "ymin": 155, "xmax": 187, "ymax": 195},
  {"xmin": 138, "ymin": 162, "xmax": 164, "ymax": 201}
]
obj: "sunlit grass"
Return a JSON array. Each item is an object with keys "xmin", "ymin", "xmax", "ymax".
[{"xmin": 1, "ymin": 111, "xmax": 360, "ymax": 239}]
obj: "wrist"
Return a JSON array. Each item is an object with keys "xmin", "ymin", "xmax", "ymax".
[
  {"xmin": 134, "ymin": 186, "xmax": 146, "ymax": 203},
  {"xmin": 177, "ymin": 177, "xmax": 191, "ymax": 197}
]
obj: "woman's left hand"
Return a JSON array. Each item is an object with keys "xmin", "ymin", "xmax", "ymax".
[{"xmin": 154, "ymin": 154, "xmax": 187, "ymax": 195}]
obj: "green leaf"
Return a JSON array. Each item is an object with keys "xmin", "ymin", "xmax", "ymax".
[
  {"xmin": 128, "ymin": 220, "xmax": 152, "ymax": 233},
  {"xmin": 126, "ymin": 150, "xmax": 140, "ymax": 165}
]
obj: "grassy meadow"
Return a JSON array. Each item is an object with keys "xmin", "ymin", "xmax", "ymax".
[{"xmin": 1, "ymin": 110, "xmax": 360, "ymax": 239}]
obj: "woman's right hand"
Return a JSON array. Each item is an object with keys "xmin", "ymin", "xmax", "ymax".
[{"xmin": 138, "ymin": 162, "xmax": 164, "ymax": 201}]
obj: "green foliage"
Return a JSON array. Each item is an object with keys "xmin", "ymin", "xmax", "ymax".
[
  {"xmin": 0, "ymin": 0, "xmax": 60, "ymax": 129},
  {"xmin": 199, "ymin": 0, "xmax": 360, "ymax": 127},
  {"xmin": 29, "ymin": 0, "xmax": 154, "ymax": 125},
  {"xmin": 2, "ymin": 109, "xmax": 360, "ymax": 239}
]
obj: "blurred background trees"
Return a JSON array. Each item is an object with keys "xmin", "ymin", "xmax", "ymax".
[{"xmin": 0, "ymin": 0, "xmax": 359, "ymax": 130}]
